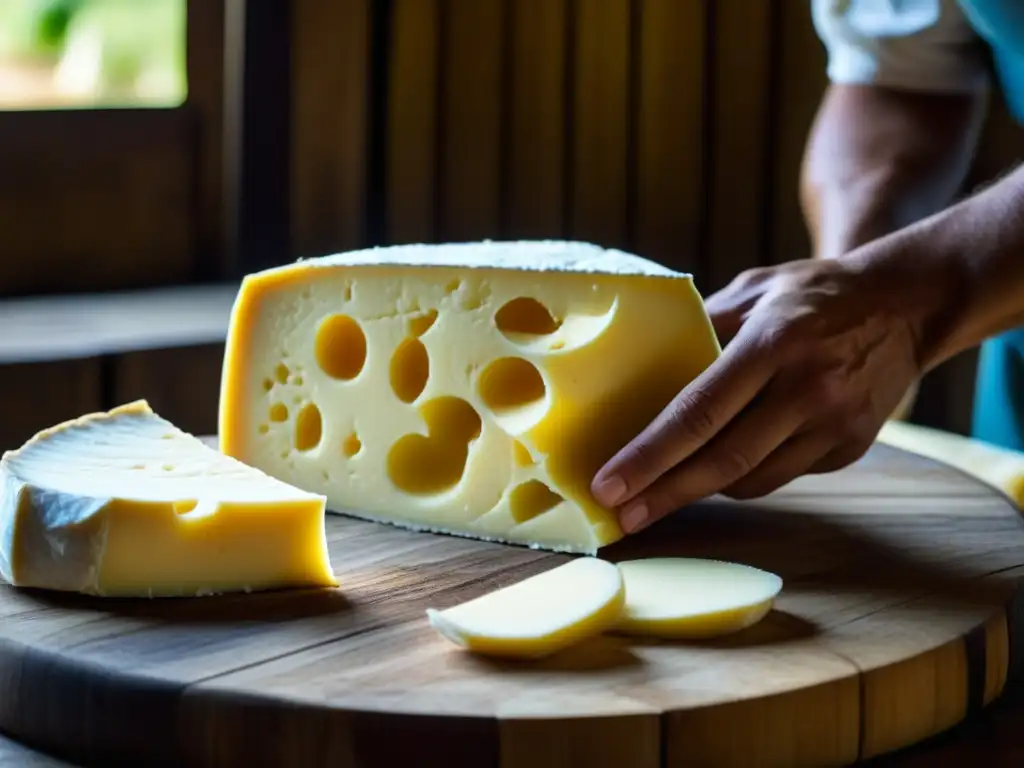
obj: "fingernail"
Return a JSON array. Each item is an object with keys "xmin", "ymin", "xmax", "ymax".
[
  {"xmin": 620, "ymin": 501, "xmax": 649, "ymax": 533},
  {"xmin": 593, "ymin": 474, "xmax": 627, "ymax": 506}
]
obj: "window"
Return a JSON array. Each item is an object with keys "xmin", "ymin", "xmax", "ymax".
[{"xmin": 0, "ymin": 0, "xmax": 224, "ymax": 297}]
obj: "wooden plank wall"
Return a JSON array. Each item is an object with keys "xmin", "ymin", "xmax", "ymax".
[{"xmin": 287, "ymin": 0, "xmax": 1022, "ymax": 436}]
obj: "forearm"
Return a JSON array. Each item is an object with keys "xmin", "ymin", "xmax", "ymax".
[
  {"xmin": 849, "ymin": 164, "xmax": 1024, "ymax": 370},
  {"xmin": 800, "ymin": 84, "xmax": 986, "ymax": 259}
]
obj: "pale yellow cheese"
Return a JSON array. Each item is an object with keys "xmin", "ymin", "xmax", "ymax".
[
  {"xmin": 425, "ymin": 557, "xmax": 625, "ymax": 658},
  {"xmin": 614, "ymin": 558, "xmax": 783, "ymax": 639},
  {"xmin": 877, "ymin": 420, "xmax": 1024, "ymax": 508},
  {"xmin": 0, "ymin": 401, "xmax": 336, "ymax": 597},
  {"xmin": 219, "ymin": 240, "xmax": 721, "ymax": 554}
]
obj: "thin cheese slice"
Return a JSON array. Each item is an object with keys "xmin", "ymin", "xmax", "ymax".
[
  {"xmin": 219, "ymin": 240, "xmax": 721, "ymax": 554},
  {"xmin": 877, "ymin": 420, "xmax": 1024, "ymax": 508},
  {"xmin": 0, "ymin": 400, "xmax": 337, "ymax": 597},
  {"xmin": 426, "ymin": 557, "xmax": 625, "ymax": 658},
  {"xmin": 615, "ymin": 558, "xmax": 783, "ymax": 639}
]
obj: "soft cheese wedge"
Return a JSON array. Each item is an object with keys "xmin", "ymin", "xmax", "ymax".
[
  {"xmin": 877, "ymin": 420, "xmax": 1024, "ymax": 508},
  {"xmin": 426, "ymin": 557, "xmax": 625, "ymax": 658},
  {"xmin": 0, "ymin": 400, "xmax": 337, "ymax": 597},
  {"xmin": 219, "ymin": 240, "xmax": 721, "ymax": 553},
  {"xmin": 615, "ymin": 558, "xmax": 783, "ymax": 639}
]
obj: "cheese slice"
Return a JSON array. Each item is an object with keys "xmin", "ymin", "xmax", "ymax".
[
  {"xmin": 425, "ymin": 557, "xmax": 625, "ymax": 658},
  {"xmin": 219, "ymin": 240, "xmax": 721, "ymax": 554},
  {"xmin": 0, "ymin": 400, "xmax": 336, "ymax": 597},
  {"xmin": 877, "ymin": 420, "xmax": 1024, "ymax": 508},
  {"xmin": 614, "ymin": 558, "xmax": 783, "ymax": 639}
]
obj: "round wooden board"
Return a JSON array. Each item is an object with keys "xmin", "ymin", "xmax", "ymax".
[{"xmin": 3, "ymin": 444, "xmax": 1024, "ymax": 768}]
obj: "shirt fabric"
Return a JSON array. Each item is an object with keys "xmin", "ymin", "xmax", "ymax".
[{"xmin": 811, "ymin": 0, "xmax": 1024, "ymax": 449}]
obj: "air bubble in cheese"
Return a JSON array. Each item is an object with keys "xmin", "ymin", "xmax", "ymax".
[
  {"xmin": 218, "ymin": 240, "xmax": 721, "ymax": 554},
  {"xmin": 877, "ymin": 420, "xmax": 1024, "ymax": 508},
  {"xmin": 615, "ymin": 558, "xmax": 782, "ymax": 639},
  {"xmin": 425, "ymin": 557, "xmax": 625, "ymax": 658},
  {"xmin": 0, "ymin": 401, "xmax": 336, "ymax": 597}
]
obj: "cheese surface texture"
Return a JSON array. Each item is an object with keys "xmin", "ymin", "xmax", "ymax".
[
  {"xmin": 219, "ymin": 240, "xmax": 721, "ymax": 553},
  {"xmin": 425, "ymin": 557, "xmax": 625, "ymax": 658},
  {"xmin": 615, "ymin": 558, "xmax": 783, "ymax": 639},
  {"xmin": 0, "ymin": 401, "xmax": 336, "ymax": 597},
  {"xmin": 877, "ymin": 420, "xmax": 1024, "ymax": 508}
]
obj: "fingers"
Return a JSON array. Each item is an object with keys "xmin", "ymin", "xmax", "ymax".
[
  {"xmin": 721, "ymin": 429, "xmax": 835, "ymax": 499},
  {"xmin": 612, "ymin": 375, "xmax": 816, "ymax": 533},
  {"xmin": 591, "ymin": 322, "xmax": 777, "ymax": 511}
]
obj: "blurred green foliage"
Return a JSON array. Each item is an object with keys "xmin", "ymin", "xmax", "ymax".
[{"xmin": 0, "ymin": 0, "xmax": 186, "ymax": 107}]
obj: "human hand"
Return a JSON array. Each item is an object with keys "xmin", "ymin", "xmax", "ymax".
[{"xmin": 591, "ymin": 257, "xmax": 925, "ymax": 534}]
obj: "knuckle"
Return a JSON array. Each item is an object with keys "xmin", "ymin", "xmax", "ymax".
[
  {"xmin": 664, "ymin": 389, "xmax": 719, "ymax": 444},
  {"xmin": 808, "ymin": 371, "xmax": 848, "ymax": 412},
  {"xmin": 711, "ymin": 446, "xmax": 759, "ymax": 484}
]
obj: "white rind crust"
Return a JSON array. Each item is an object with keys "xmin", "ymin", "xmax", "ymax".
[{"xmin": 273, "ymin": 240, "xmax": 691, "ymax": 280}]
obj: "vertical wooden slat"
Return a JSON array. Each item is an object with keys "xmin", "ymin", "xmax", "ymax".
[
  {"xmin": 186, "ymin": 0, "xmax": 227, "ymax": 280},
  {"xmin": 705, "ymin": 0, "xmax": 775, "ymax": 292},
  {"xmin": 570, "ymin": 0, "xmax": 632, "ymax": 250},
  {"xmin": 291, "ymin": 0, "xmax": 371, "ymax": 259},
  {"xmin": 770, "ymin": 2, "xmax": 828, "ymax": 265},
  {"xmin": 634, "ymin": 0, "xmax": 705, "ymax": 273},
  {"xmin": 438, "ymin": 0, "xmax": 506, "ymax": 242},
  {"xmin": 0, "ymin": 361, "xmax": 101, "ymax": 452},
  {"xmin": 505, "ymin": 0, "xmax": 569, "ymax": 239},
  {"xmin": 386, "ymin": 0, "xmax": 441, "ymax": 245},
  {"xmin": 112, "ymin": 346, "xmax": 226, "ymax": 437}
]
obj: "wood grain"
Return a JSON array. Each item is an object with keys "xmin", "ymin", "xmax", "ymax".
[
  {"xmin": 0, "ymin": 360, "xmax": 101, "ymax": 453},
  {"xmin": 504, "ymin": 0, "xmax": 569, "ymax": 239},
  {"xmin": 438, "ymin": 0, "xmax": 506, "ymax": 242},
  {"xmin": 705, "ymin": 0, "xmax": 775, "ymax": 292},
  {"xmin": 0, "ymin": 111, "xmax": 194, "ymax": 297},
  {"xmin": 633, "ymin": 0, "xmax": 704, "ymax": 274},
  {"xmin": 291, "ymin": 0, "xmax": 371, "ymax": 260},
  {"xmin": 570, "ymin": 0, "xmax": 632, "ymax": 250},
  {"xmin": 2, "ymin": 445, "xmax": 1024, "ymax": 766},
  {"xmin": 112, "ymin": 344, "xmax": 226, "ymax": 437},
  {"xmin": 386, "ymin": 0, "xmax": 441, "ymax": 245}
]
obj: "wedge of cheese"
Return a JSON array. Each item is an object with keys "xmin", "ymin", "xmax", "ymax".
[
  {"xmin": 615, "ymin": 558, "xmax": 783, "ymax": 639},
  {"xmin": 877, "ymin": 420, "xmax": 1024, "ymax": 508},
  {"xmin": 426, "ymin": 557, "xmax": 625, "ymax": 658},
  {"xmin": 219, "ymin": 240, "xmax": 721, "ymax": 553},
  {"xmin": 0, "ymin": 401, "xmax": 337, "ymax": 597}
]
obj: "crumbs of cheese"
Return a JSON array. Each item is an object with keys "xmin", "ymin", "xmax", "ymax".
[
  {"xmin": 0, "ymin": 400, "xmax": 336, "ymax": 597},
  {"xmin": 219, "ymin": 240, "xmax": 722, "ymax": 554}
]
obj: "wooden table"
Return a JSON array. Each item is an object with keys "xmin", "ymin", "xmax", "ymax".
[{"xmin": 3, "ymin": 442, "xmax": 1024, "ymax": 766}]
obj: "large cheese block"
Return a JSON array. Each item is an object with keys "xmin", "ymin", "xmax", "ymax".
[
  {"xmin": 219, "ymin": 240, "xmax": 721, "ymax": 553},
  {"xmin": 877, "ymin": 420, "xmax": 1024, "ymax": 508},
  {"xmin": 0, "ymin": 401, "xmax": 336, "ymax": 597}
]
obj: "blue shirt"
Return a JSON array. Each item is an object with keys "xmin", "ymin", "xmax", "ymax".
[{"xmin": 813, "ymin": 0, "xmax": 1024, "ymax": 449}]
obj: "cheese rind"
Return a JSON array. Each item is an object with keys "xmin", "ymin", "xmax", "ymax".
[
  {"xmin": 877, "ymin": 420, "xmax": 1024, "ymax": 508},
  {"xmin": 425, "ymin": 557, "xmax": 626, "ymax": 658},
  {"xmin": 614, "ymin": 558, "xmax": 783, "ymax": 639},
  {"xmin": 219, "ymin": 240, "xmax": 721, "ymax": 554},
  {"xmin": 0, "ymin": 401, "xmax": 337, "ymax": 597}
]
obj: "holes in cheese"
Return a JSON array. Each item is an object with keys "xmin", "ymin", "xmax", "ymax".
[
  {"xmin": 495, "ymin": 296, "xmax": 562, "ymax": 339},
  {"xmin": 476, "ymin": 357, "xmax": 547, "ymax": 433},
  {"xmin": 274, "ymin": 362, "xmax": 290, "ymax": 384},
  {"xmin": 294, "ymin": 403, "xmax": 323, "ymax": 452},
  {"xmin": 268, "ymin": 403, "xmax": 288, "ymax": 422},
  {"xmin": 342, "ymin": 432, "xmax": 362, "ymax": 458},
  {"xmin": 508, "ymin": 480, "xmax": 564, "ymax": 524},
  {"xmin": 511, "ymin": 440, "xmax": 535, "ymax": 467},
  {"xmin": 0, "ymin": 400, "xmax": 336, "ymax": 598},
  {"xmin": 390, "ymin": 338, "xmax": 430, "ymax": 404},
  {"xmin": 615, "ymin": 558, "xmax": 783, "ymax": 639},
  {"xmin": 408, "ymin": 308, "xmax": 439, "ymax": 337},
  {"xmin": 220, "ymin": 241, "xmax": 722, "ymax": 553},
  {"xmin": 426, "ymin": 557, "xmax": 625, "ymax": 659},
  {"xmin": 315, "ymin": 313, "xmax": 367, "ymax": 381},
  {"xmin": 387, "ymin": 397, "xmax": 482, "ymax": 495}
]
